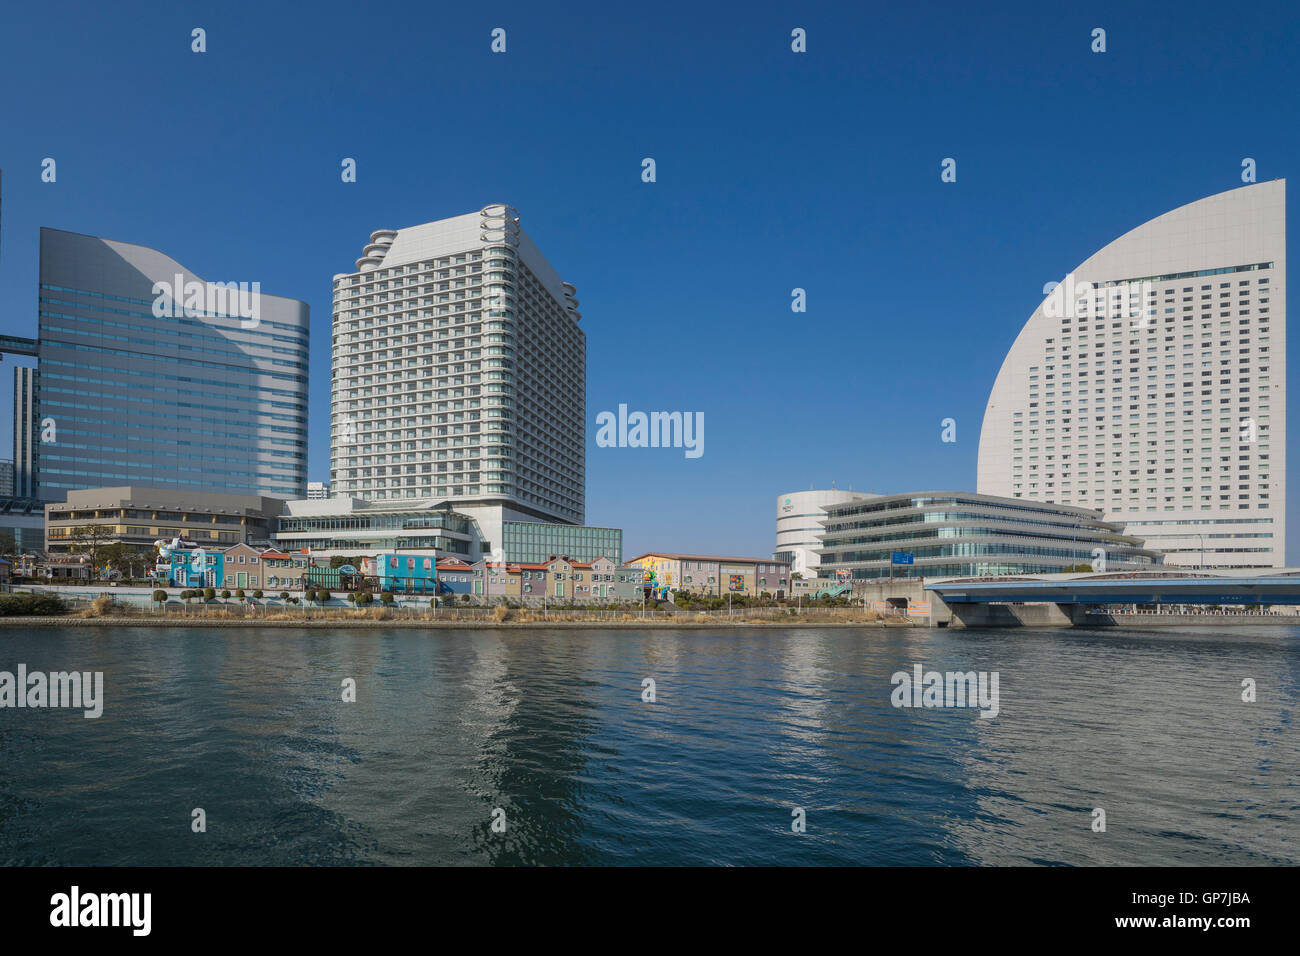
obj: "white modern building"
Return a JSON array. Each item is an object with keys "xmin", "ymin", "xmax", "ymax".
[
  {"xmin": 775, "ymin": 488, "xmax": 875, "ymax": 576},
  {"xmin": 330, "ymin": 204, "xmax": 585, "ymax": 527},
  {"xmin": 306, "ymin": 481, "xmax": 330, "ymax": 499},
  {"xmin": 275, "ymin": 494, "xmax": 621, "ymax": 565},
  {"xmin": 978, "ymin": 181, "xmax": 1286, "ymax": 568},
  {"xmin": 817, "ymin": 491, "xmax": 1161, "ymax": 580}
]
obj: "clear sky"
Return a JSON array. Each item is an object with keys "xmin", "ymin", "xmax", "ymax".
[{"xmin": 1, "ymin": 0, "xmax": 1297, "ymax": 561}]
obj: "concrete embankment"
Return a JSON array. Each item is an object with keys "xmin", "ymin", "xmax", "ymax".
[{"xmin": 0, "ymin": 615, "xmax": 917, "ymax": 629}]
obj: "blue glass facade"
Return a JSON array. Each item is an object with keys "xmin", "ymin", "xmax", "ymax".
[{"xmin": 35, "ymin": 228, "xmax": 309, "ymax": 500}]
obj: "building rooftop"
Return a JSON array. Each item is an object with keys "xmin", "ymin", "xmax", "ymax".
[{"xmin": 626, "ymin": 552, "xmax": 790, "ymax": 565}]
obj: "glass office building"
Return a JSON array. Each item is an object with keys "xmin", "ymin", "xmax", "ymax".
[
  {"xmin": 501, "ymin": 520, "xmax": 622, "ymax": 564},
  {"xmin": 276, "ymin": 499, "xmax": 474, "ymax": 555},
  {"xmin": 35, "ymin": 227, "xmax": 309, "ymax": 500},
  {"xmin": 274, "ymin": 495, "xmax": 620, "ymax": 564},
  {"xmin": 818, "ymin": 491, "xmax": 1161, "ymax": 580}
]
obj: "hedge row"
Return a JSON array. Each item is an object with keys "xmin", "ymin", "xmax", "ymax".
[{"xmin": 0, "ymin": 593, "xmax": 69, "ymax": 616}]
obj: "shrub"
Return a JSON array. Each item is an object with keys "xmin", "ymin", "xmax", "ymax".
[
  {"xmin": 0, "ymin": 592, "xmax": 68, "ymax": 616},
  {"xmin": 222, "ymin": 589, "xmax": 231, "ymax": 599},
  {"xmin": 204, "ymin": 587, "xmax": 216, "ymax": 601},
  {"xmin": 316, "ymin": 590, "xmax": 331, "ymax": 603},
  {"xmin": 492, "ymin": 605, "xmax": 510, "ymax": 622},
  {"xmin": 380, "ymin": 592, "xmax": 395, "ymax": 605},
  {"xmin": 253, "ymin": 590, "xmax": 263, "ymax": 599},
  {"xmin": 152, "ymin": 589, "xmax": 167, "ymax": 604},
  {"xmin": 304, "ymin": 588, "xmax": 317, "ymax": 603},
  {"xmin": 278, "ymin": 591, "xmax": 289, "ymax": 601},
  {"xmin": 235, "ymin": 588, "xmax": 246, "ymax": 599},
  {"xmin": 90, "ymin": 595, "xmax": 115, "ymax": 616},
  {"xmin": 430, "ymin": 597, "xmax": 439, "ymax": 609}
]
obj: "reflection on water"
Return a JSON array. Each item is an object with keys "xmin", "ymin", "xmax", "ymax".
[{"xmin": 0, "ymin": 625, "xmax": 1294, "ymax": 865}]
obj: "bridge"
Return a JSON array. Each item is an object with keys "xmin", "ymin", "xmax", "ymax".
[
  {"xmin": 929, "ymin": 569, "xmax": 1300, "ymax": 607},
  {"xmin": 849, "ymin": 569, "xmax": 1300, "ymax": 628},
  {"xmin": 0, "ymin": 334, "xmax": 38, "ymax": 358}
]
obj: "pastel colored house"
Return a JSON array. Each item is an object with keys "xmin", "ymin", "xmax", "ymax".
[
  {"xmin": 545, "ymin": 556, "xmax": 578, "ymax": 598},
  {"xmin": 476, "ymin": 561, "xmax": 522, "ymax": 598},
  {"xmin": 221, "ymin": 542, "xmax": 266, "ymax": 591},
  {"xmin": 547, "ymin": 555, "xmax": 643, "ymax": 601},
  {"xmin": 261, "ymin": 548, "xmax": 312, "ymax": 591},
  {"xmin": 434, "ymin": 557, "xmax": 482, "ymax": 597},
  {"xmin": 601, "ymin": 557, "xmax": 646, "ymax": 602},
  {"xmin": 517, "ymin": 562, "xmax": 549, "ymax": 598},
  {"xmin": 375, "ymin": 553, "xmax": 439, "ymax": 594},
  {"xmin": 162, "ymin": 540, "xmax": 222, "ymax": 588}
]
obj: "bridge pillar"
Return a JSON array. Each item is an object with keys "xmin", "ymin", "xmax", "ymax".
[{"xmin": 928, "ymin": 599, "xmax": 1082, "ymax": 628}]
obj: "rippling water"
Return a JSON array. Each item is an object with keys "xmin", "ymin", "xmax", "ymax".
[{"xmin": 0, "ymin": 625, "xmax": 1295, "ymax": 865}]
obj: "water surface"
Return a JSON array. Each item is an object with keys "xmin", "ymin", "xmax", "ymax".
[{"xmin": 0, "ymin": 625, "xmax": 1294, "ymax": 865}]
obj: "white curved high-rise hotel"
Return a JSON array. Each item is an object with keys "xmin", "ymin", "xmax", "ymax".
[{"xmin": 978, "ymin": 181, "xmax": 1286, "ymax": 568}]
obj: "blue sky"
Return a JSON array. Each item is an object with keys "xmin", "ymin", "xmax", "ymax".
[{"xmin": 1, "ymin": 0, "xmax": 1297, "ymax": 560}]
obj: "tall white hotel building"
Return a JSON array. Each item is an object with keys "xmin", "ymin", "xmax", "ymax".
[
  {"xmin": 978, "ymin": 181, "xmax": 1286, "ymax": 569},
  {"xmin": 330, "ymin": 204, "xmax": 585, "ymax": 525}
]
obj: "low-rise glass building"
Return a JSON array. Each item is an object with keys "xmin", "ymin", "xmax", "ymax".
[
  {"xmin": 818, "ymin": 491, "xmax": 1161, "ymax": 580},
  {"xmin": 500, "ymin": 521, "xmax": 622, "ymax": 564},
  {"xmin": 275, "ymin": 495, "xmax": 621, "ymax": 565}
]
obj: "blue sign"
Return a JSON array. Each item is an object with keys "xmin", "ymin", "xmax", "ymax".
[{"xmin": 891, "ymin": 552, "xmax": 914, "ymax": 566}]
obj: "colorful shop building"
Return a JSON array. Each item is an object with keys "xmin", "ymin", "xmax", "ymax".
[
  {"xmin": 625, "ymin": 553, "xmax": 792, "ymax": 598},
  {"xmin": 363, "ymin": 553, "xmax": 440, "ymax": 595},
  {"xmin": 158, "ymin": 537, "xmax": 222, "ymax": 588}
]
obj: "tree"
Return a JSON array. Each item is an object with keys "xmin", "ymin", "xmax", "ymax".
[
  {"xmin": 99, "ymin": 542, "xmax": 135, "ymax": 580},
  {"xmin": 0, "ymin": 531, "xmax": 16, "ymax": 558},
  {"xmin": 66, "ymin": 524, "xmax": 112, "ymax": 577}
]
